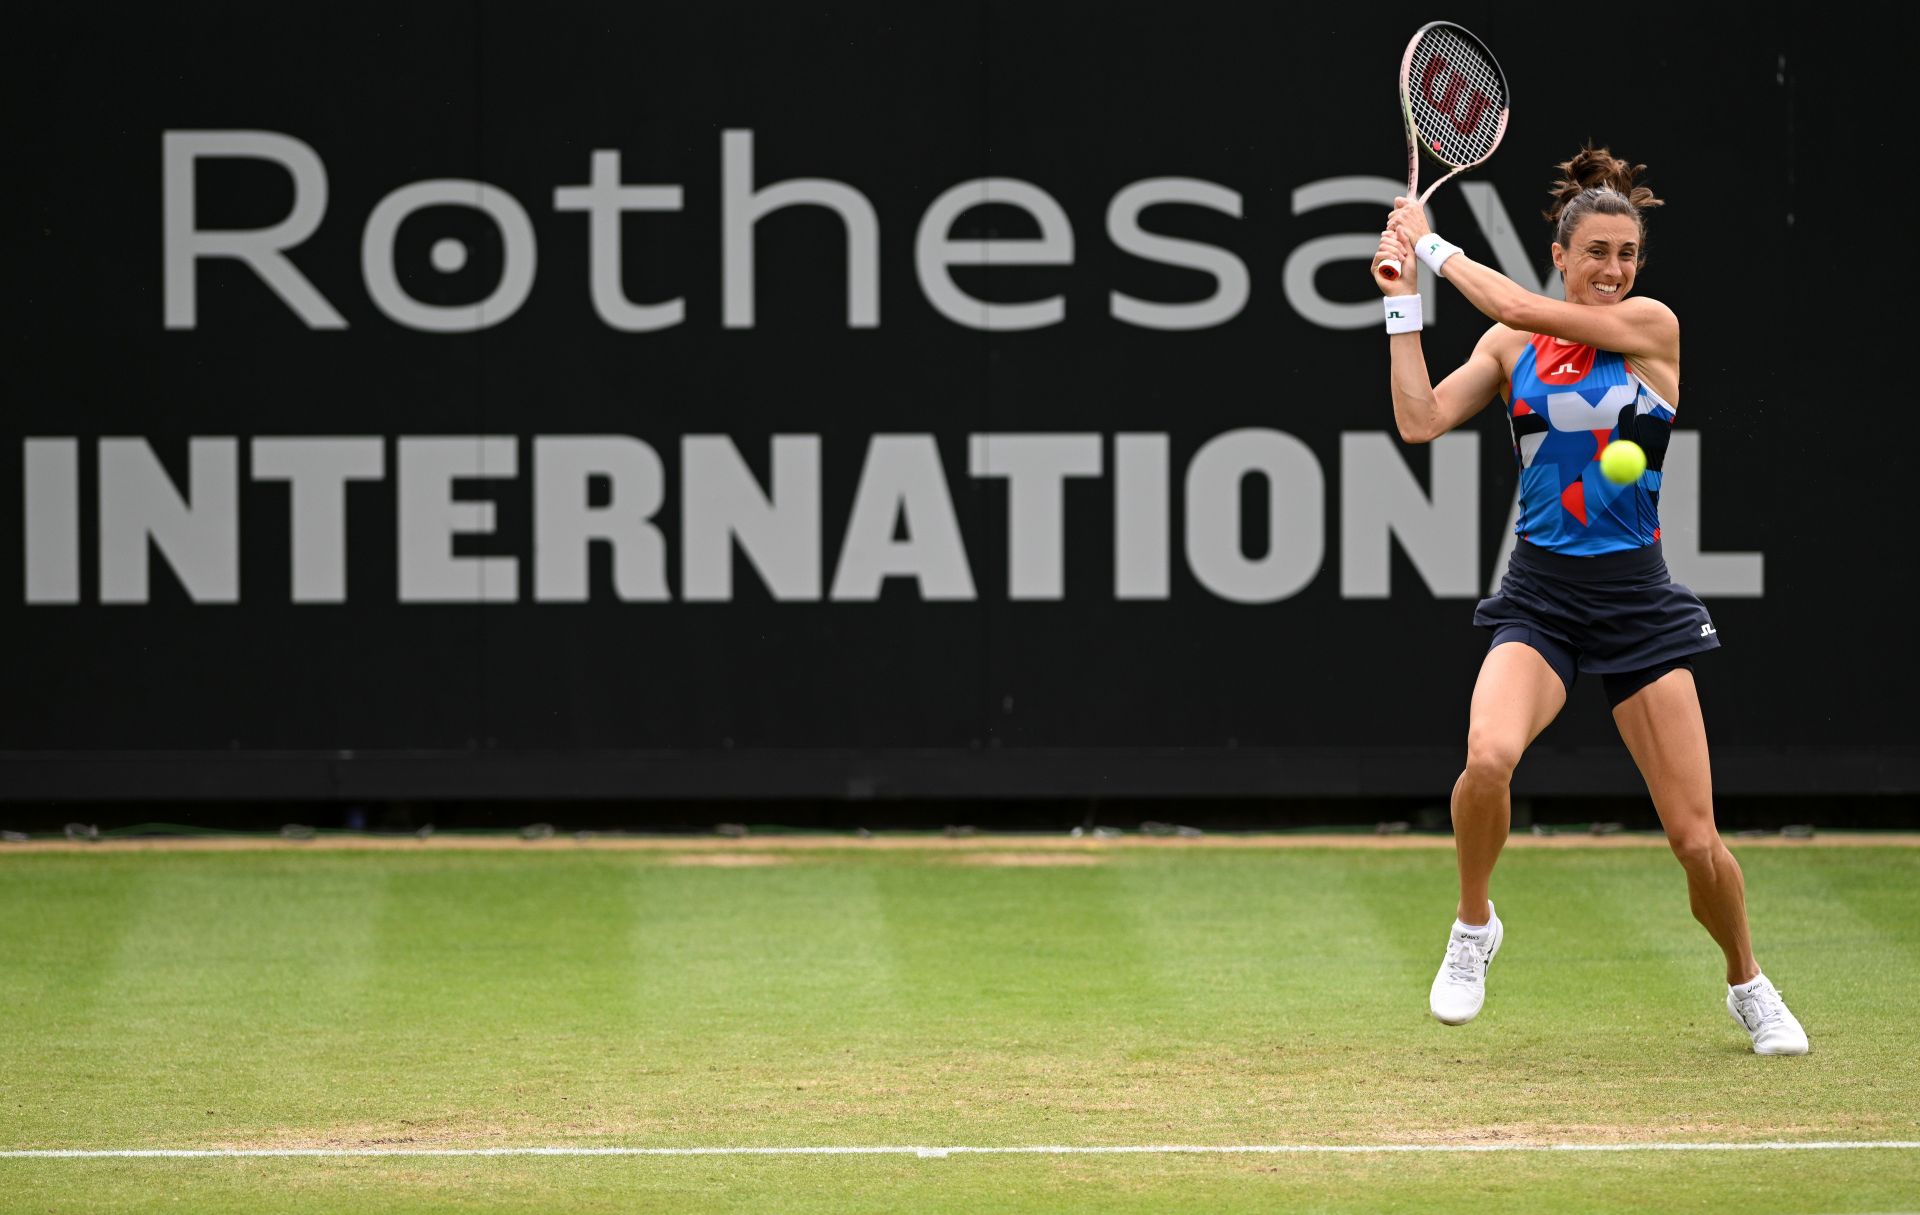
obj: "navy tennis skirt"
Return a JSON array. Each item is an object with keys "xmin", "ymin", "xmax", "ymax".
[{"xmin": 1473, "ymin": 539, "xmax": 1719, "ymax": 703}]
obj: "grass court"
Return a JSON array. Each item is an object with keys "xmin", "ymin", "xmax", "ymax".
[{"xmin": 3, "ymin": 834, "xmax": 1916, "ymax": 1213}]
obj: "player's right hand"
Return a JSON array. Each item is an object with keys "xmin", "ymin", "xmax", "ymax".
[{"xmin": 1373, "ymin": 229, "xmax": 1416, "ymax": 295}]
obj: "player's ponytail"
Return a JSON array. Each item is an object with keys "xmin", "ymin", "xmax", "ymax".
[{"xmin": 1545, "ymin": 143, "xmax": 1664, "ymax": 264}]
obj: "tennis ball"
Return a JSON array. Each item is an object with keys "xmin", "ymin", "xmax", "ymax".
[{"xmin": 1600, "ymin": 439, "xmax": 1647, "ymax": 485}]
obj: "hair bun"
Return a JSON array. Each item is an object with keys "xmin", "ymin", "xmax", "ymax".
[{"xmin": 1544, "ymin": 142, "xmax": 1664, "ymax": 225}]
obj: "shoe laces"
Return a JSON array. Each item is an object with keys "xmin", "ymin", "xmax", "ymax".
[
  {"xmin": 1442, "ymin": 933, "xmax": 1488, "ymax": 983},
  {"xmin": 1739, "ymin": 983, "xmax": 1789, "ymax": 1031}
]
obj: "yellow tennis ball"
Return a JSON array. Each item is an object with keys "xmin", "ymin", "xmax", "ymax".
[{"xmin": 1600, "ymin": 439, "xmax": 1647, "ymax": 485}]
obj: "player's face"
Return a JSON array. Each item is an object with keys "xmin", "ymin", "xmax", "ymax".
[{"xmin": 1551, "ymin": 213, "xmax": 1642, "ymax": 306}]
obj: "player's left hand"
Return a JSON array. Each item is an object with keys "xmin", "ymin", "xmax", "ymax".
[
  {"xmin": 1386, "ymin": 197, "xmax": 1433, "ymax": 245},
  {"xmin": 1372, "ymin": 229, "xmax": 1417, "ymax": 294}
]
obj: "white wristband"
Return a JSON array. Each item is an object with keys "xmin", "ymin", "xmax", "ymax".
[
  {"xmin": 1414, "ymin": 233, "xmax": 1463, "ymax": 277},
  {"xmin": 1383, "ymin": 294, "xmax": 1422, "ymax": 335}
]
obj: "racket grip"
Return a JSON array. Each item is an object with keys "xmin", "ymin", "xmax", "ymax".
[{"xmin": 1379, "ymin": 257, "xmax": 1403, "ymax": 281}]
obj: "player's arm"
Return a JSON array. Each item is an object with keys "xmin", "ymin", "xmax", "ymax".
[
  {"xmin": 1437, "ymin": 257, "xmax": 1676, "ymax": 361},
  {"xmin": 1385, "ymin": 199, "xmax": 1679, "ymax": 363},
  {"xmin": 1391, "ymin": 324, "xmax": 1507, "ymax": 444},
  {"xmin": 1374, "ymin": 231, "xmax": 1505, "ymax": 445}
]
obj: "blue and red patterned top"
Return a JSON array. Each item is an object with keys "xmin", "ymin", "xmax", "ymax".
[{"xmin": 1505, "ymin": 333, "xmax": 1676, "ymax": 556}]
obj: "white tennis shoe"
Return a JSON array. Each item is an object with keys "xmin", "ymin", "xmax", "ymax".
[
  {"xmin": 1429, "ymin": 902, "xmax": 1503, "ymax": 1025},
  {"xmin": 1727, "ymin": 974, "xmax": 1809, "ymax": 1055}
]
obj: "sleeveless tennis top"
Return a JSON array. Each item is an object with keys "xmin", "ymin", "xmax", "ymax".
[{"xmin": 1506, "ymin": 333, "xmax": 1676, "ymax": 556}]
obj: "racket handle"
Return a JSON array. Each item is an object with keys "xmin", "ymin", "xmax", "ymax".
[{"xmin": 1379, "ymin": 257, "xmax": 1403, "ymax": 281}]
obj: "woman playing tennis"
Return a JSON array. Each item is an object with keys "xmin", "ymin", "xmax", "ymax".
[{"xmin": 1373, "ymin": 145, "xmax": 1808, "ymax": 1055}]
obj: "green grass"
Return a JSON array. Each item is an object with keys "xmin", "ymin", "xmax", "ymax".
[{"xmin": 2, "ymin": 843, "xmax": 1916, "ymax": 1213}]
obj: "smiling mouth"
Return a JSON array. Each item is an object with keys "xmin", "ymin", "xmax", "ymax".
[{"xmin": 1593, "ymin": 282, "xmax": 1621, "ymax": 299}]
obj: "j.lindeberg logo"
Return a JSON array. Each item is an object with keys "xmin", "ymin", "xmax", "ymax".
[
  {"xmin": 1700, "ymin": 623, "xmax": 1717, "ymax": 637},
  {"xmin": 1553, "ymin": 363, "xmax": 1580, "ymax": 377}
]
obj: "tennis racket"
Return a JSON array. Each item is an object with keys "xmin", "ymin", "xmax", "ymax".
[{"xmin": 1377, "ymin": 21, "xmax": 1511, "ymax": 281}]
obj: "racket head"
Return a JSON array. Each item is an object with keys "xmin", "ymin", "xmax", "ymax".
[{"xmin": 1398, "ymin": 21, "xmax": 1510, "ymax": 176}]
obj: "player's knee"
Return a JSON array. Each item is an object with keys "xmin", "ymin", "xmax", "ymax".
[
  {"xmin": 1667, "ymin": 830, "xmax": 1720, "ymax": 873},
  {"xmin": 1462, "ymin": 731, "xmax": 1523, "ymax": 786}
]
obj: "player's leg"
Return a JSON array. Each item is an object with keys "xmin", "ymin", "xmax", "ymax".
[
  {"xmin": 1431, "ymin": 633, "xmax": 1568, "ymax": 1026},
  {"xmin": 1606, "ymin": 665, "xmax": 1753, "ymax": 980},
  {"xmin": 1609, "ymin": 665, "xmax": 1809, "ymax": 1053},
  {"xmin": 1453, "ymin": 635, "xmax": 1569, "ymax": 925}
]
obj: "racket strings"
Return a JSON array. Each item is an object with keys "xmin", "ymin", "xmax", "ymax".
[{"xmin": 1407, "ymin": 26, "xmax": 1506, "ymax": 168}]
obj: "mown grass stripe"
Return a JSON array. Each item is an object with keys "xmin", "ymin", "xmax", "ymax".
[{"xmin": 5, "ymin": 1140, "xmax": 1919, "ymax": 1159}]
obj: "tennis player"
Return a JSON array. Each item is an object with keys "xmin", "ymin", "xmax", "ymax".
[{"xmin": 1372, "ymin": 145, "xmax": 1808, "ymax": 1055}]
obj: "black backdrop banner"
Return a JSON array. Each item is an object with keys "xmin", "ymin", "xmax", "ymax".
[{"xmin": 4, "ymin": 4, "xmax": 1913, "ymax": 801}]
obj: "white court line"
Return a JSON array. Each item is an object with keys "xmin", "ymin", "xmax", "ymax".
[{"xmin": 3, "ymin": 1141, "xmax": 1918, "ymax": 1159}]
